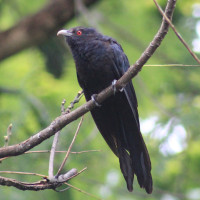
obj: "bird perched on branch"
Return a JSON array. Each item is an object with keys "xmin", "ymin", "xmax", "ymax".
[{"xmin": 57, "ymin": 27, "xmax": 152, "ymax": 194}]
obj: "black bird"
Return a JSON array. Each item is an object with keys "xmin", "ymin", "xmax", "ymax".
[{"xmin": 57, "ymin": 27, "xmax": 152, "ymax": 194}]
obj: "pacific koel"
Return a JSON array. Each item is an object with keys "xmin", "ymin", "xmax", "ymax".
[{"xmin": 57, "ymin": 27, "xmax": 153, "ymax": 194}]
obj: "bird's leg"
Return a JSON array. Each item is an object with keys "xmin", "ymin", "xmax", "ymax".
[
  {"xmin": 112, "ymin": 79, "xmax": 124, "ymax": 94},
  {"xmin": 91, "ymin": 94, "xmax": 101, "ymax": 107}
]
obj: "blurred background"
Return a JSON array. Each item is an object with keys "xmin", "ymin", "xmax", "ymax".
[{"xmin": 0, "ymin": 0, "xmax": 200, "ymax": 199}]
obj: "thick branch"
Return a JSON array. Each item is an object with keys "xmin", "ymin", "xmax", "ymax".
[
  {"xmin": 0, "ymin": 0, "xmax": 99, "ymax": 61},
  {"xmin": 0, "ymin": 176, "xmax": 56, "ymax": 191},
  {"xmin": 0, "ymin": 0, "xmax": 177, "ymax": 159}
]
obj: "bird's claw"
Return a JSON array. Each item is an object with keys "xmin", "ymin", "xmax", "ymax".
[
  {"xmin": 119, "ymin": 87, "xmax": 124, "ymax": 92},
  {"xmin": 91, "ymin": 94, "xmax": 101, "ymax": 107},
  {"xmin": 112, "ymin": 79, "xmax": 124, "ymax": 94},
  {"xmin": 112, "ymin": 79, "xmax": 117, "ymax": 95}
]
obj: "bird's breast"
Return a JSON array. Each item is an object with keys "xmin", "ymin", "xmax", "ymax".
[{"xmin": 74, "ymin": 46, "xmax": 116, "ymax": 93}]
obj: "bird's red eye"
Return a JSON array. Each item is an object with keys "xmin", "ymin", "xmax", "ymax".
[{"xmin": 76, "ymin": 30, "xmax": 82, "ymax": 36}]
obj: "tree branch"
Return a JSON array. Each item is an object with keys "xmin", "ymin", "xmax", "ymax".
[
  {"xmin": 0, "ymin": 0, "xmax": 177, "ymax": 159},
  {"xmin": 153, "ymin": 0, "xmax": 200, "ymax": 64},
  {"xmin": 0, "ymin": 0, "xmax": 100, "ymax": 62},
  {"xmin": 0, "ymin": 167, "xmax": 85, "ymax": 191},
  {"xmin": 0, "ymin": 176, "xmax": 56, "ymax": 191},
  {"xmin": 48, "ymin": 99, "xmax": 67, "ymax": 180}
]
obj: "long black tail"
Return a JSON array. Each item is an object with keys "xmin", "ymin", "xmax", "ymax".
[
  {"xmin": 115, "ymin": 89, "xmax": 153, "ymax": 194},
  {"xmin": 118, "ymin": 147, "xmax": 134, "ymax": 192},
  {"xmin": 130, "ymin": 134, "xmax": 152, "ymax": 194},
  {"xmin": 118, "ymin": 135, "xmax": 152, "ymax": 194}
]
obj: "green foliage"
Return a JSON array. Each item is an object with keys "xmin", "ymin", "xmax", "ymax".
[{"xmin": 0, "ymin": 0, "xmax": 200, "ymax": 200}]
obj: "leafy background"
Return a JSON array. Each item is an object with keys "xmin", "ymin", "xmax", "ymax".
[{"xmin": 0, "ymin": 0, "xmax": 200, "ymax": 199}]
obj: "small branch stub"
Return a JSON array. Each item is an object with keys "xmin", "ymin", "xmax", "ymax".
[{"xmin": 4, "ymin": 124, "xmax": 13, "ymax": 147}]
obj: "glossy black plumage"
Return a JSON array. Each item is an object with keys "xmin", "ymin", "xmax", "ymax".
[{"xmin": 57, "ymin": 27, "xmax": 153, "ymax": 193}]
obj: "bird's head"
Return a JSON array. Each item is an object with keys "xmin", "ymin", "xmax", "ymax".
[{"xmin": 57, "ymin": 26, "xmax": 101, "ymax": 48}]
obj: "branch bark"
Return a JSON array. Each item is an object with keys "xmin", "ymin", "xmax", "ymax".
[
  {"xmin": 0, "ymin": 176, "xmax": 56, "ymax": 191},
  {"xmin": 0, "ymin": 0, "xmax": 177, "ymax": 159},
  {"xmin": 0, "ymin": 0, "xmax": 100, "ymax": 62}
]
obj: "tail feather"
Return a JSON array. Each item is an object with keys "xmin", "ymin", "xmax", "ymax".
[
  {"xmin": 131, "ymin": 137, "xmax": 153, "ymax": 194},
  {"xmin": 118, "ymin": 148, "xmax": 134, "ymax": 192},
  {"xmin": 118, "ymin": 145, "xmax": 152, "ymax": 194}
]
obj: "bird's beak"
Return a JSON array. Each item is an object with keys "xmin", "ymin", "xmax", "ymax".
[{"xmin": 57, "ymin": 29, "xmax": 72, "ymax": 37}]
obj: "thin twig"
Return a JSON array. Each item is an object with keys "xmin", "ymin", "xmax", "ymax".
[
  {"xmin": 153, "ymin": 0, "xmax": 200, "ymax": 64},
  {"xmin": 61, "ymin": 99, "xmax": 66, "ymax": 113},
  {"xmin": 27, "ymin": 150, "xmax": 101, "ymax": 154},
  {"xmin": 56, "ymin": 116, "xmax": 84, "ymax": 176},
  {"xmin": 65, "ymin": 91, "xmax": 84, "ymax": 113},
  {"xmin": 48, "ymin": 99, "xmax": 67, "ymax": 180},
  {"xmin": 4, "ymin": 124, "xmax": 13, "ymax": 147},
  {"xmin": 0, "ymin": 171, "xmax": 46, "ymax": 178},
  {"xmin": 55, "ymin": 186, "xmax": 71, "ymax": 192},
  {"xmin": 0, "ymin": 150, "xmax": 100, "ymax": 163},
  {"xmin": 48, "ymin": 131, "xmax": 60, "ymax": 180},
  {"xmin": 145, "ymin": 64, "xmax": 200, "ymax": 67},
  {"xmin": 64, "ymin": 182, "xmax": 102, "ymax": 200}
]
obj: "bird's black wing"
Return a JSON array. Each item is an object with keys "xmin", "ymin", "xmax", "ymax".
[
  {"xmin": 108, "ymin": 37, "xmax": 153, "ymax": 193},
  {"xmin": 83, "ymin": 36, "xmax": 152, "ymax": 193},
  {"xmin": 108, "ymin": 38, "xmax": 140, "ymax": 124}
]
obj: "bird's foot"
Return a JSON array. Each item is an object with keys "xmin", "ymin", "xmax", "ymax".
[
  {"xmin": 119, "ymin": 87, "xmax": 124, "ymax": 92},
  {"xmin": 112, "ymin": 79, "xmax": 124, "ymax": 94},
  {"xmin": 91, "ymin": 94, "xmax": 101, "ymax": 107},
  {"xmin": 112, "ymin": 79, "xmax": 117, "ymax": 95}
]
